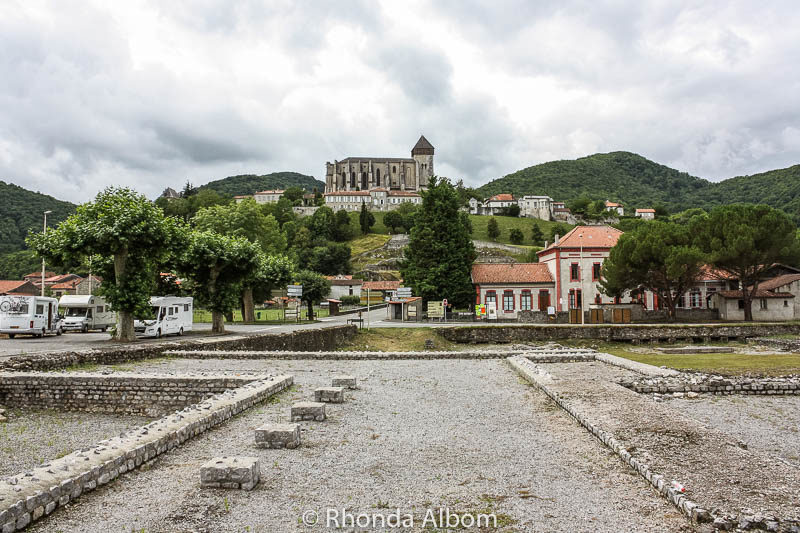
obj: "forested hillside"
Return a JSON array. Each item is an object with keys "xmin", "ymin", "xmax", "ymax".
[
  {"xmin": 198, "ymin": 172, "xmax": 324, "ymax": 196},
  {"xmin": 0, "ymin": 181, "xmax": 75, "ymax": 254}
]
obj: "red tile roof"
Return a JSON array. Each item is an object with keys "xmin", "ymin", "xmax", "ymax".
[
  {"xmin": 488, "ymin": 194, "xmax": 514, "ymax": 202},
  {"xmin": 697, "ymin": 265, "xmax": 736, "ymax": 281},
  {"xmin": 471, "ymin": 263, "xmax": 553, "ymax": 284},
  {"xmin": 50, "ymin": 278, "xmax": 82, "ymax": 290},
  {"xmin": 758, "ymin": 274, "xmax": 800, "ymax": 292},
  {"xmin": 24, "ymin": 271, "xmax": 55, "ymax": 279},
  {"xmin": 541, "ymin": 225, "xmax": 622, "ymax": 251},
  {"xmin": 254, "ymin": 190, "xmax": 284, "ymax": 195},
  {"xmin": 635, "ymin": 208, "xmax": 656, "ymax": 213},
  {"xmin": 362, "ymin": 280, "xmax": 402, "ymax": 291},
  {"xmin": 388, "ymin": 191, "xmax": 421, "ymax": 197},
  {"xmin": 0, "ymin": 280, "xmax": 38, "ymax": 295},
  {"xmin": 718, "ymin": 289, "xmax": 794, "ymax": 299},
  {"xmin": 324, "ymin": 191, "xmax": 370, "ymax": 196},
  {"xmin": 605, "ymin": 201, "xmax": 622, "ymax": 207}
]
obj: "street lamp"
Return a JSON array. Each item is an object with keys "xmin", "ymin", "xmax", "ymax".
[
  {"xmin": 41, "ymin": 211, "xmax": 52, "ymax": 297},
  {"xmin": 579, "ymin": 233, "xmax": 585, "ymax": 325}
]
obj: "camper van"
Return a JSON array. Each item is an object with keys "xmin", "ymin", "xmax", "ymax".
[
  {"xmin": 0, "ymin": 295, "xmax": 63, "ymax": 338},
  {"xmin": 134, "ymin": 296, "xmax": 193, "ymax": 338},
  {"xmin": 59, "ymin": 295, "xmax": 116, "ymax": 332}
]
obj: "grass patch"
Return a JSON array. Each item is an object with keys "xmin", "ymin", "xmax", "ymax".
[
  {"xmin": 192, "ymin": 307, "xmax": 328, "ymax": 323},
  {"xmin": 349, "ymin": 233, "xmax": 392, "ymax": 256},
  {"xmin": 339, "ymin": 328, "xmax": 459, "ymax": 352},
  {"xmin": 469, "ymin": 215, "xmax": 571, "ymax": 246}
]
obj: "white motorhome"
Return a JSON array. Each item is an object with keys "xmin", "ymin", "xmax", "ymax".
[
  {"xmin": 0, "ymin": 295, "xmax": 63, "ymax": 338},
  {"xmin": 134, "ymin": 296, "xmax": 193, "ymax": 338},
  {"xmin": 58, "ymin": 295, "xmax": 116, "ymax": 333}
]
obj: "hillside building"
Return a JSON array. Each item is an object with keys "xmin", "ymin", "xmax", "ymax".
[
  {"xmin": 605, "ymin": 201, "xmax": 624, "ymax": 216},
  {"xmin": 518, "ymin": 195, "xmax": 554, "ymax": 220},
  {"xmin": 635, "ymin": 208, "xmax": 655, "ymax": 220}
]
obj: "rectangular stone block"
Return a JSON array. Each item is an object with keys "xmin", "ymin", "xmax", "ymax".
[
  {"xmin": 255, "ymin": 423, "xmax": 301, "ymax": 449},
  {"xmin": 332, "ymin": 376, "xmax": 357, "ymax": 389},
  {"xmin": 314, "ymin": 387, "xmax": 344, "ymax": 403},
  {"xmin": 200, "ymin": 456, "xmax": 260, "ymax": 490},
  {"xmin": 291, "ymin": 401, "xmax": 326, "ymax": 421}
]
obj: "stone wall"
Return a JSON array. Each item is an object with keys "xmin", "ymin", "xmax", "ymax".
[
  {"xmin": 0, "ymin": 373, "xmax": 262, "ymax": 417},
  {"xmin": 748, "ymin": 337, "xmax": 800, "ymax": 353},
  {"xmin": 0, "ymin": 375, "xmax": 293, "ymax": 532},
  {"xmin": 517, "ymin": 310, "xmax": 571, "ymax": 324},
  {"xmin": 0, "ymin": 325, "xmax": 357, "ymax": 372},
  {"xmin": 638, "ymin": 308, "xmax": 719, "ymax": 323},
  {"xmin": 622, "ymin": 374, "xmax": 800, "ymax": 396},
  {"xmin": 439, "ymin": 323, "xmax": 800, "ymax": 344}
]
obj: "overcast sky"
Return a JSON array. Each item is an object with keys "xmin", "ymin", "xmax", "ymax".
[{"xmin": 2, "ymin": 1, "xmax": 799, "ymax": 203}]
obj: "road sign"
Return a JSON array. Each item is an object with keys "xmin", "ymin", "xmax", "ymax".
[
  {"xmin": 397, "ymin": 287, "xmax": 412, "ymax": 298},
  {"xmin": 287, "ymin": 284, "xmax": 303, "ymax": 297},
  {"xmin": 442, "ymin": 299, "xmax": 448, "ymax": 306}
]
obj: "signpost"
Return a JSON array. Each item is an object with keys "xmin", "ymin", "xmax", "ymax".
[
  {"xmin": 285, "ymin": 285, "xmax": 303, "ymax": 322},
  {"xmin": 397, "ymin": 287, "xmax": 412, "ymax": 298},
  {"xmin": 428, "ymin": 301, "xmax": 444, "ymax": 320}
]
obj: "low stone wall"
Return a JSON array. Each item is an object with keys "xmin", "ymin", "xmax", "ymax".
[
  {"xmin": 622, "ymin": 374, "xmax": 800, "ymax": 396},
  {"xmin": 0, "ymin": 325, "xmax": 357, "ymax": 372},
  {"xmin": 517, "ymin": 311, "xmax": 570, "ymax": 324},
  {"xmin": 0, "ymin": 374, "xmax": 293, "ymax": 532},
  {"xmin": 748, "ymin": 337, "xmax": 800, "ymax": 353},
  {"xmin": 439, "ymin": 323, "xmax": 800, "ymax": 344},
  {"xmin": 164, "ymin": 349, "xmax": 524, "ymax": 360},
  {"xmin": 0, "ymin": 373, "xmax": 263, "ymax": 417}
]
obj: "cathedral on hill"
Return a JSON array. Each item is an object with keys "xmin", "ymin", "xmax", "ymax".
[{"xmin": 324, "ymin": 135, "xmax": 434, "ymax": 193}]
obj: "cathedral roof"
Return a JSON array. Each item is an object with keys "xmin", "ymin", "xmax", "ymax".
[{"xmin": 412, "ymin": 135, "xmax": 434, "ymax": 151}]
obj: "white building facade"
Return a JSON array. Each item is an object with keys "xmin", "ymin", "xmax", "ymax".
[{"xmin": 518, "ymin": 195, "xmax": 554, "ymax": 220}]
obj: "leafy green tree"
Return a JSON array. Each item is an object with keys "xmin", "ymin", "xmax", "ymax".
[
  {"xmin": 193, "ymin": 199, "xmax": 287, "ymax": 321},
  {"xmin": 569, "ymin": 194, "xmax": 592, "ymax": 214},
  {"xmin": 293, "ymin": 269, "xmax": 331, "ymax": 320},
  {"xmin": 669, "ymin": 208, "xmax": 706, "ymax": 225},
  {"xmin": 155, "ymin": 189, "xmax": 229, "ymax": 222},
  {"xmin": 177, "ymin": 231, "xmax": 261, "ymax": 332},
  {"xmin": 282, "ymin": 220, "xmax": 297, "ymax": 244},
  {"xmin": 0, "ymin": 249, "xmax": 40, "ymax": 279},
  {"xmin": 600, "ymin": 220, "xmax": 705, "ymax": 320},
  {"xmin": 589, "ymin": 199, "xmax": 608, "ymax": 216},
  {"xmin": 487, "ymin": 217, "xmax": 500, "ymax": 241},
  {"xmin": 290, "ymin": 226, "xmax": 314, "ymax": 266},
  {"xmin": 531, "ymin": 224, "xmax": 544, "ymax": 246},
  {"xmin": 282, "ymin": 186, "xmax": 305, "ymax": 205},
  {"xmin": 547, "ymin": 223, "xmax": 572, "ymax": 245},
  {"xmin": 502, "ymin": 204, "xmax": 521, "ymax": 217},
  {"xmin": 396, "ymin": 202, "xmax": 419, "ymax": 232},
  {"xmin": 459, "ymin": 211, "xmax": 473, "ymax": 235},
  {"xmin": 310, "ymin": 242, "xmax": 352, "ymax": 275},
  {"xmin": 509, "ymin": 228, "xmax": 524, "ymax": 245},
  {"xmin": 692, "ymin": 204, "xmax": 800, "ymax": 321},
  {"xmin": 181, "ymin": 181, "xmax": 197, "ymax": 198},
  {"xmin": 359, "ymin": 203, "xmax": 375, "ymax": 235},
  {"xmin": 308, "ymin": 206, "xmax": 334, "ymax": 241},
  {"xmin": 251, "ymin": 253, "xmax": 294, "ymax": 312},
  {"xmin": 331, "ymin": 209, "xmax": 354, "ymax": 242},
  {"xmin": 28, "ymin": 187, "xmax": 181, "ymax": 341},
  {"xmin": 262, "ymin": 197, "xmax": 296, "ymax": 227},
  {"xmin": 384, "ymin": 211, "xmax": 403, "ymax": 233},
  {"xmin": 401, "ymin": 177, "xmax": 477, "ymax": 307}
]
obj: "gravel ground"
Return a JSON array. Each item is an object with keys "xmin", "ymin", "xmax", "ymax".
[
  {"xmin": 669, "ymin": 395, "xmax": 800, "ymax": 468},
  {"xmin": 27, "ymin": 358, "xmax": 691, "ymax": 532},
  {"xmin": 542, "ymin": 361, "xmax": 800, "ymax": 523},
  {"xmin": 0, "ymin": 409, "xmax": 149, "ymax": 478}
]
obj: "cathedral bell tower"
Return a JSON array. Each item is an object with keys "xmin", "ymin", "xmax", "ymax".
[{"xmin": 411, "ymin": 135, "xmax": 434, "ymax": 189}]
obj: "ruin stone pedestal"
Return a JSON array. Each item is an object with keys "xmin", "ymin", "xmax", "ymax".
[
  {"xmin": 200, "ymin": 456, "xmax": 260, "ymax": 490},
  {"xmin": 255, "ymin": 423, "xmax": 301, "ymax": 449},
  {"xmin": 332, "ymin": 376, "xmax": 357, "ymax": 389},
  {"xmin": 314, "ymin": 387, "xmax": 344, "ymax": 403},
  {"xmin": 291, "ymin": 402, "xmax": 326, "ymax": 421}
]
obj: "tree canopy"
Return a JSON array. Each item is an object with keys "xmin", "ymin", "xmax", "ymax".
[{"xmin": 293, "ymin": 269, "xmax": 331, "ymax": 320}]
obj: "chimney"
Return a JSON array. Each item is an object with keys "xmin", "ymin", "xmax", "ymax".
[
  {"xmin": 544, "ymin": 240, "xmax": 549, "ymax": 248},
  {"xmin": 554, "ymin": 234, "xmax": 560, "ymax": 245}
]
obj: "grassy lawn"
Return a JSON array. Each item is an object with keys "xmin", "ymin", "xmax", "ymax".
[
  {"xmin": 561, "ymin": 340, "xmax": 800, "ymax": 376},
  {"xmin": 349, "ymin": 233, "xmax": 392, "ymax": 256},
  {"xmin": 339, "ymin": 327, "xmax": 460, "ymax": 351},
  {"xmin": 193, "ymin": 307, "xmax": 329, "ymax": 323}
]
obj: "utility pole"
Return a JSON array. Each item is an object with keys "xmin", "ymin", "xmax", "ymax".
[
  {"xmin": 579, "ymin": 233, "xmax": 585, "ymax": 325},
  {"xmin": 41, "ymin": 210, "xmax": 52, "ymax": 297}
]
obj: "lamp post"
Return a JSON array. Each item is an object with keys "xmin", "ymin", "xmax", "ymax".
[
  {"xmin": 41, "ymin": 210, "xmax": 52, "ymax": 297},
  {"xmin": 579, "ymin": 233, "xmax": 585, "ymax": 325}
]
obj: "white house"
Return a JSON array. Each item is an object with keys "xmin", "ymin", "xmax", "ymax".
[
  {"xmin": 472, "ymin": 263, "xmax": 555, "ymax": 319},
  {"xmin": 518, "ymin": 196, "xmax": 554, "ymax": 220},
  {"xmin": 605, "ymin": 201, "xmax": 624, "ymax": 216},
  {"xmin": 327, "ymin": 275, "xmax": 363, "ymax": 299},
  {"xmin": 635, "ymin": 208, "xmax": 656, "ymax": 220},
  {"xmin": 712, "ymin": 289, "xmax": 794, "ymax": 321},
  {"xmin": 323, "ymin": 189, "xmax": 421, "ymax": 211},
  {"xmin": 253, "ymin": 190, "xmax": 285, "ymax": 204}
]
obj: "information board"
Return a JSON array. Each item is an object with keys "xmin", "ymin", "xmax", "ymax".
[{"xmin": 427, "ymin": 301, "xmax": 444, "ymax": 318}]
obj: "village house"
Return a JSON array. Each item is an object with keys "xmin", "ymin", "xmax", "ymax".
[
  {"xmin": 471, "ymin": 263, "xmax": 555, "ymax": 319},
  {"xmin": 323, "ymin": 189, "xmax": 422, "ymax": 212},
  {"xmin": 517, "ymin": 195, "xmax": 554, "ymax": 220},
  {"xmin": 0, "ymin": 280, "xmax": 39, "ymax": 296},
  {"xmin": 605, "ymin": 201, "xmax": 624, "ymax": 216},
  {"xmin": 712, "ymin": 289, "xmax": 795, "ymax": 321},
  {"xmin": 326, "ymin": 275, "xmax": 363, "ymax": 299},
  {"xmin": 361, "ymin": 280, "xmax": 403, "ymax": 302},
  {"xmin": 634, "ymin": 208, "xmax": 656, "ymax": 220},
  {"xmin": 253, "ymin": 190, "xmax": 284, "ymax": 204},
  {"xmin": 756, "ymin": 274, "xmax": 800, "ymax": 317},
  {"xmin": 22, "ymin": 271, "xmax": 55, "ymax": 287}
]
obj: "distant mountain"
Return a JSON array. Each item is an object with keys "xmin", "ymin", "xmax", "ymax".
[
  {"xmin": 0, "ymin": 181, "xmax": 76, "ymax": 255},
  {"xmin": 197, "ymin": 172, "xmax": 325, "ymax": 197},
  {"xmin": 476, "ymin": 152, "xmax": 800, "ymax": 223}
]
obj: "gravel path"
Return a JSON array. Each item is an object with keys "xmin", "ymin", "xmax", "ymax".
[
  {"xmin": 27, "ymin": 359, "xmax": 691, "ymax": 532},
  {"xmin": 0, "ymin": 410, "xmax": 148, "ymax": 478},
  {"xmin": 670, "ymin": 395, "xmax": 800, "ymax": 468},
  {"xmin": 542, "ymin": 361, "xmax": 800, "ymax": 524}
]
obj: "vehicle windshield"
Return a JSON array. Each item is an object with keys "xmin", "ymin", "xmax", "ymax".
[
  {"xmin": 65, "ymin": 308, "xmax": 87, "ymax": 317},
  {"xmin": 0, "ymin": 297, "xmax": 30, "ymax": 315}
]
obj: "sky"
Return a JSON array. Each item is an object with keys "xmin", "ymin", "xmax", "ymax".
[{"xmin": 1, "ymin": 0, "xmax": 799, "ymax": 203}]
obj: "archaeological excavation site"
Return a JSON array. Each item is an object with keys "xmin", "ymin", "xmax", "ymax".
[{"xmin": 1, "ymin": 325, "xmax": 799, "ymax": 532}]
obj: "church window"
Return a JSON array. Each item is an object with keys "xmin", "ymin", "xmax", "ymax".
[
  {"xmin": 392, "ymin": 165, "xmax": 396, "ymax": 173},
  {"xmin": 376, "ymin": 168, "xmax": 381, "ymax": 185}
]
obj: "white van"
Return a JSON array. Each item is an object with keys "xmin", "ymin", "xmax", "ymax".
[
  {"xmin": 134, "ymin": 296, "xmax": 193, "ymax": 338},
  {"xmin": 0, "ymin": 295, "xmax": 63, "ymax": 338},
  {"xmin": 59, "ymin": 295, "xmax": 116, "ymax": 333}
]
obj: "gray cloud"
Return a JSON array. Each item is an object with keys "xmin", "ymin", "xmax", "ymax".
[{"xmin": 0, "ymin": 0, "xmax": 798, "ymax": 203}]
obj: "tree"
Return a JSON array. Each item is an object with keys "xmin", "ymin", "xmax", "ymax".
[
  {"xmin": 589, "ymin": 199, "xmax": 608, "ymax": 217},
  {"xmin": 359, "ymin": 203, "xmax": 375, "ymax": 235},
  {"xmin": 181, "ymin": 181, "xmax": 197, "ymax": 198},
  {"xmin": 547, "ymin": 223, "xmax": 572, "ymax": 244},
  {"xmin": 692, "ymin": 204, "xmax": 800, "ymax": 321},
  {"xmin": 331, "ymin": 209, "xmax": 354, "ymax": 242},
  {"xmin": 177, "ymin": 231, "xmax": 261, "ymax": 333},
  {"xmin": 293, "ymin": 269, "xmax": 331, "ymax": 320},
  {"xmin": 193, "ymin": 199, "xmax": 287, "ymax": 322},
  {"xmin": 401, "ymin": 177, "xmax": 477, "ymax": 308},
  {"xmin": 384, "ymin": 211, "xmax": 403, "ymax": 233},
  {"xmin": 396, "ymin": 202, "xmax": 420, "ymax": 232},
  {"xmin": 28, "ymin": 187, "xmax": 181, "ymax": 341},
  {"xmin": 262, "ymin": 197, "xmax": 296, "ymax": 227},
  {"xmin": 282, "ymin": 186, "xmax": 305, "ymax": 205},
  {"xmin": 531, "ymin": 224, "xmax": 544, "ymax": 246},
  {"xmin": 251, "ymin": 253, "xmax": 295, "ymax": 311},
  {"xmin": 502, "ymin": 204, "xmax": 521, "ymax": 217},
  {"xmin": 487, "ymin": 217, "xmax": 500, "ymax": 241},
  {"xmin": 509, "ymin": 228, "xmax": 524, "ymax": 245},
  {"xmin": 600, "ymin": 220, "xmax": 705, "ymax": 320},
  {"xmin": 308, "ymin": 206, "xmax": 334, "ymax": 241},
  {"xmin": 569, "ymin": 194, "xmax": 592, "ymax": 214},
  {"xmin": 310, "ymin": 242, "xmax": 352, "ymax": 275}
]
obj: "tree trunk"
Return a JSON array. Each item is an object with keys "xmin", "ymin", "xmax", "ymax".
[
  {"xmin": 242, "ymin": 287, "xmax": 255, "ymax": 322},
  {"xmin": 113, "ymin": 248, "xmax": 136, "ymax": 342},
  {"xmin": 211, "ymin": 311, "xmax": 225, "ymax": 333},
  {"xmin": 306, "ymin": 299, "xmax": 314, "ymax": 321}
]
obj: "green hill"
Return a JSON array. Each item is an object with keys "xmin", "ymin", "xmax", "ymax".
[
  {"xmin": 476, "ymin": 152, "xmax": 800, "ymax": 223},
  {"xmin": 0, "ymin": 181, "xmax": 76, "ymax": 255},
  {"xmin": 198, "ymin": 172, "xmax": 324, "ymax": 197}
]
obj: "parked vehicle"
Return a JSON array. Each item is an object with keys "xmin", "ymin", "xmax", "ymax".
[
  {"xmin": 58, "ymin": 295, "xmax": 116, "ymax": 333},
  {"xmin": 134, "ymin": 296, "xmax": 193, "ymax": 338},
  {"xmin": 0, "ymin": 295, "xmax": 63, "ymax": 338}
]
